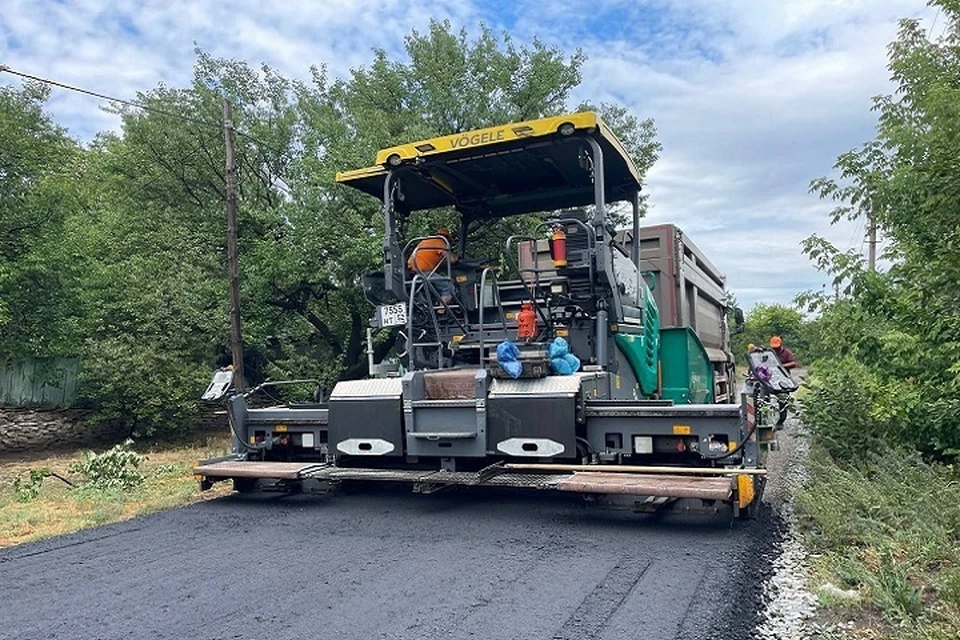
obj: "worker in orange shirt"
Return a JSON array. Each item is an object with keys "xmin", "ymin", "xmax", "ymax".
[
  {"xmin": 408, "ymin": 228, "xmax": 458, "ymax": 304},
  {"xmin": 769, "ymin": 335, "xmax": 797, "ymax": 426},
  {"xmin": 769, "ymin": 335, "xmax": 796, "ymax": 370}
]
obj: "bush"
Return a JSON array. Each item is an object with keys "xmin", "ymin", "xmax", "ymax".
[
  {"xmin": 12, "ymin": 468, "xmax": 51, "ymax": 502},
  {"xmin": 68, "ymin": 440, "xmax": 146, "ymax": 491},
  {"xmin": 732, "ymin": 302, "xmax": 809, "ymax": 363},
  {"xmin": 78, "ymin": 338, "xmax": 210, "ymax": 437},
  {"xmin": 800, "ymin": 357, "xmax": 951, "ymax": 461}
]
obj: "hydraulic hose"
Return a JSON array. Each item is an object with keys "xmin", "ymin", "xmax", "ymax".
[
  {"xmin": 227, "ymin": 407, "xmax": 267, "ymax": 452},
  {"xmin": 226, "ymin": 379, "xmax": 322, "ymax": 452},
  {"xmin": 575, "ymin": 436, "xmax": 594, "ymax": 461},
  {"xmin": 699, "ymin": 391, "xmax": 772, "ymax": 462},
  {"xmin": 700, "ymin": 386, "xmax": 791, "ymax": 463}
]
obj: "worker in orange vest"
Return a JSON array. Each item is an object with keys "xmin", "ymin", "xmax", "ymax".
[{"xmin": 408, "ymin": 228, "xmax": 458, "ymax": 304}]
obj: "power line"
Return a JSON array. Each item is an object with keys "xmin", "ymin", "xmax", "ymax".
[
  {"xmin": 847, "ymin": 214, "xmax": 865, "ymax": 254},
  {"xmin": 927, "ymin": 6, "xmax": 951, "ymax": 42},
  {"xmin": 0, "ymin": 64, "xmax": 220, "ymax": 129},
  {"xmin": 929, "ymin": 6, "xmax": 940, "ymax": 39},
  {"xmin": 0, "ymin": 64, "xmax": 290, "ymax": 156}
]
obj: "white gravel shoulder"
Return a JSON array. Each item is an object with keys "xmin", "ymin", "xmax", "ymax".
[{"xmin": 754, "ymin": 417, "xmax": 819, "ymax": 640}]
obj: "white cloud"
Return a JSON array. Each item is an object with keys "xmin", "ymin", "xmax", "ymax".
[
  {"xmin": 1, "ymin": 0, "xmax": 479, "ymax": 137},
  {"xmin": 0, "ymin": 0, "xmax": 936, "ymax": 310},
  {"xmin": 555, "ymin": 0, "xmax": 935, "ymax": 309}
]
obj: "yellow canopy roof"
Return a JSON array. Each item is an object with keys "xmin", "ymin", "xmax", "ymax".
[{"xmin": 335, "ymin": 111, "xmax": 641, "ymax": 218}]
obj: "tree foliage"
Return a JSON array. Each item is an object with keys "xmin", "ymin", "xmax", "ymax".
[
  {"xmin": 803, "ymin": 3, "xmax": 960, "ymax": 460},
  {"xmin": 733, "ymin": 302, "xmax": 809, "ymax": 361},
  {"xmin": 0, "ymin": 22, "xmax": 660, "ymax": 435},
  {"xmin": 0, "ymin": 83, "xmax": 84, "ymax": 358}
]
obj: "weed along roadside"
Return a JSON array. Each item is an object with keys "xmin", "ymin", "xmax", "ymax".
[
  {"xmin": 0, "ymin": 437, "xmax": 232, "ymax": 548},
  {"xmin": 794, "ymin": 447, "xmax": 960, "ymax": 639}
]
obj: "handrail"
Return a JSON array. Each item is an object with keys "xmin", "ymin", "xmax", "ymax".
[
  {"xmin": 407, "ymin": 274, "xmax": 441, "ymax": 369},
  {"xmin": 405, "ymin": 272, "xmax": 469, "ymax": 370},
  {"xmin": 405, "ymin": 232, "xmax": 469, "ymax": 330},
  {"xmin": 505, "ymin": 234, "xmax": 550, "ymax": 334},
  {"xmin": 478, "ymin": 267, "xmax": 510, "ymax": 365},
  {"xmin": 242, "ymin": 379, "xmax": 322, "ymax": 400}
]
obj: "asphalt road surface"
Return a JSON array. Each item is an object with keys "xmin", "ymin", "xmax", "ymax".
[{"xmin": 0, "ymin": 486, "xmax": 778, "ymax": 640}]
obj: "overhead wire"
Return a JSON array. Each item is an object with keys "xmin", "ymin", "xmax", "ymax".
[
  {"xmin": 0, "ymin": 64, "xmax": 221, "ymax": 129},
  {"xmin": 929, "ymin": 6, "xmax": 940, "ymax": 39},
  {"xmin": 927, "ymin": 6, "xmax": 951, "ymax": 43},
  {"xmin": 847, "ymin": 213, "xmax": 865, "ymax": 255},
  {"xmin": 0, "ymin": 63, "xmax": 299, "ymax": 203},
  {"xmin": 0, "ymin": 64, "xmax": 292, "ymax": 158}
]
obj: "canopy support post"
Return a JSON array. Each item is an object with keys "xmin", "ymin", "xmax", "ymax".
[{"xmin": 383, "ymin": 171, "xmax": 405, "ymax": 300}]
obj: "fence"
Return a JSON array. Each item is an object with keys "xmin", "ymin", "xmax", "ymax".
[{"xmin": 0, "ymin": 357, "xmax": 79, "ymax": 407}]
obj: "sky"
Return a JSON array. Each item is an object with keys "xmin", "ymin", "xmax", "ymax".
[{"xmin": 0, "ymin": 0, "xmax": 938, "ymax": 311}]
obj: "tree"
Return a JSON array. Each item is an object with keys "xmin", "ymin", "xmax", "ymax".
[
  {"xmin": 64, "ymin": 52, "xmax": 302, "ymax": 435},
  {"xmin": 0, "ymin": 83, "xmax": 84, "ymax": 359},
  {"xmin": 804, "ymin": 2, "xmax": 960, "ymax": 459},
  {"xmin": 733, "ymin": 303, "xmax": 808, "ymax": 361}
]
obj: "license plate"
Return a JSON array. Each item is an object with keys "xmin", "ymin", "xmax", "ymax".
[{"xmin": 378, "ymin": 303, "xmax": 407, "ymax": 327}]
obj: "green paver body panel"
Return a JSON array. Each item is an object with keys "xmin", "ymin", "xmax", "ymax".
[{"xmin": 659, "ymin": 327, "xmax": 714, "ymax": 404}]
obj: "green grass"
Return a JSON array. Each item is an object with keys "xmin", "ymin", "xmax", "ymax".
[
  {"xmin": 797, "ymin": 446, "xmax": 960, "ymax": 639},
  {"xmin": 0, "ymin": 436, "xmax": 233, "ymax": 547}
]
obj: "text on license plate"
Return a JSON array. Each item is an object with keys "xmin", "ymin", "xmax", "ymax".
[{"xmin": 379, "ymin": 303, "xmax": 407, "ymax": 327}]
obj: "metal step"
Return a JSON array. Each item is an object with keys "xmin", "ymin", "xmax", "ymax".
[
  {"xmin": 584, "ymin": 403, "xmax": 740, "ymax": 418},
  {"xmin": 556, "ymin": 472, "xmax": 732, "ymax": 501},
  {"xmin": 410, "ymin": 399, "xmax": 476, "ymax": 408}
]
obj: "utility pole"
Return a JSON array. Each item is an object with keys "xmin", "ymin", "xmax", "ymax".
[
  {"xmin": 223, "ymin": 99, "xmax": 246, "ymax": 391},
  {"xmin": 867, "ymin": 212, "xmax": 877, "ymax": 272}
]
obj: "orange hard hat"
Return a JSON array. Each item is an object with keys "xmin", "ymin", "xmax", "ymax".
[
  {"xmin": 770, "ymin": 336, "xmax": 783, "ymax": 349},
  {"xmin": 435, "ymin": 227, "xmax": 452, "ymax": 238}
]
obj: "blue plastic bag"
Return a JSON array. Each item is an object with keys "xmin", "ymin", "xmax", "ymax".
[
  {"xmin": 549, "ymin": 337, "xmax": 581, "ymax": 375},
  {"xmin": 496, "ymin": 340, "xmax": 523, "ymax": 379},
  {"xmin": 548, "ymin": 337, "xmax": 569, "ymax": 359}
]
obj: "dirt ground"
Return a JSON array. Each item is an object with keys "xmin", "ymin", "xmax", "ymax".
[{"xmin": 0, "ymin": 435, "xmax": 233, "ymax": 547}]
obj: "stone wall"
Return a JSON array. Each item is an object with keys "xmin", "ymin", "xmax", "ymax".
[{"xmin": 0, "ymin": 407, "xmax": 126, "ymax": 454}]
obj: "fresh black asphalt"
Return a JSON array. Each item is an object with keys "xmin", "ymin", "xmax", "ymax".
[{"xmin": 0, "ymin": 486, "xmax": 778, "ymax": 639}]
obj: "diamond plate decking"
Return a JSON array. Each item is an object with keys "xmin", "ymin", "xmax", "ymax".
[{"xmin": 303, "ymin": 467, "xmax": 568, "ymax": 490}]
